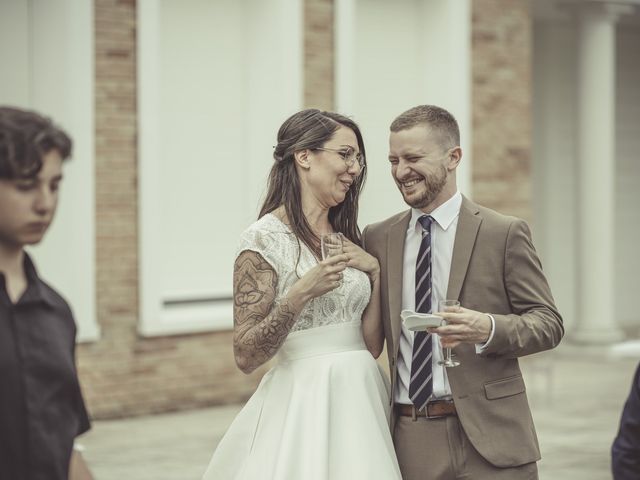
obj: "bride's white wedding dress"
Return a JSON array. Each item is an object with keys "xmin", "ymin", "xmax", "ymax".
[{"xmin": 202, "ymin": 214, "xmax": 401, "ymax": 480}]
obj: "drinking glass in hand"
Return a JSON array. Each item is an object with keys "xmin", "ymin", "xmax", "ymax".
[
  {"xmin": 320, "ymin": 233, "xmax": 346, "ymax": 319},
  {"xmin": 438, "ymin": 299, "xmax": 460, "ymax": 368},
  {"xmin": 321, "ymin": 233, "xmax": 344, "ymax": 264}
]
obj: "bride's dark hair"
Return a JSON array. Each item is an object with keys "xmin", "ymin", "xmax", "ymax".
[{"xmin": 259, "ymin": 109, "xmax": 367, "ymax": 258}]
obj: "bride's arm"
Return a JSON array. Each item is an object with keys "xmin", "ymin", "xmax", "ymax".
[
  {"xmin": 361, "ymin": 270, "xmax": 384, "ymax": 358},
  {"xmin": 342, "ymin": 239, "xmax": 384, "ymax": 358},
  {"xmin": 233, "ymin": 250, "xmax": 303, "ymax": 374},
  {"xmin": 233, "ymin": 249, "xmax": 346, "ymax": 373}
]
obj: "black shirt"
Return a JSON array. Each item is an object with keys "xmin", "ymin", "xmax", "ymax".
[
  {"xmin": 0, "ymin": 255, "xmax": 90, "ymax": 480},
  {"xmin": 612, "ymin": 362, "xmax": 640, "ymax": 479}
]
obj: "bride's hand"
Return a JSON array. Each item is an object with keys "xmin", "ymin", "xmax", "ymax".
[
  {"xmin": 342, "ymin": 238, "xmax": 380, "ymax": 281},
  {"xmin": 288, "ymin": 254, "xmax": 348, "ymax": 305}
]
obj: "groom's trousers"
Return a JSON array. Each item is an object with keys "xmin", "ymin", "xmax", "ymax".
[{"xmin": 393, "ymin": 412, "xmax": 538, "ymax": 480}]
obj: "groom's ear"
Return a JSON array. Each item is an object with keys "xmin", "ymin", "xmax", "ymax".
[
  {"xmin": 447, "ymin": 147, "xmax": 462, "ymax": 171},
  {"xmin": 294, "ymin": 149, "xmax": 311, "ymax": 169}
]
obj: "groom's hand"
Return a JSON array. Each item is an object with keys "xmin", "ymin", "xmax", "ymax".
[{"xmin": 429, "ymin": 307, "xmax": 492, "ymax": 348}]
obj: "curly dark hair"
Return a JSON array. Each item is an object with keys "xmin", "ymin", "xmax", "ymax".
[
  {"xmin": 259, "ymin": 109, "xmax": 367, "ymax": 258},
  {"xmin": 0, "ymin": 106, "xmax": 72, "ymax": 179}
]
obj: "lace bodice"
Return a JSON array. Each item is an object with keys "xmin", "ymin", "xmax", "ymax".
[{"xmin": 236, "ymin": 214, "xmax": 372, "ymax": 333}]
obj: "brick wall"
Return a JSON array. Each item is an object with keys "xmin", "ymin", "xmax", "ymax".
[
  {"xmin": 304, "ymin": 0, "xmax": 334, "ymax": 110},
  {"xmin": 78, "ymin": 0, "xmax": 266, "ymax": 419},
  {"xmin": 471, "ymin": 0, "xmax": 533, "ymax": 222}
]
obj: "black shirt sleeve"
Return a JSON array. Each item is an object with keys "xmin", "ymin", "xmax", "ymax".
[{"xmin": 612, "ymin": 362, "xmax": 640, "ymax": 480}]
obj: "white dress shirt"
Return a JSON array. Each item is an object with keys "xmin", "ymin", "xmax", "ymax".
[
  {"xmin": 395, "ymin": 191, "xmax": 461, "ymax": 404},
  {"xmin": 395, "ymin": 191, "xmax": 496, "ymax": 405}
]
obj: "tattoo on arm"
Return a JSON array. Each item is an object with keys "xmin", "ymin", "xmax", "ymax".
[{"xmin": 233, "ymin": 250, "xmax": 297, "ymax": 373}]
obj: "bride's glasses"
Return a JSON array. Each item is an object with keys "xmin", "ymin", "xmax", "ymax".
[{"xmin": 313, "ymin": 146, "xmax": 365, "ymax": 169}]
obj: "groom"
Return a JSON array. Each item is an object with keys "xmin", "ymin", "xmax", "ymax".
[{"xmin": 362, "ymin": 105, "xmax": 563, "ymax": 479}]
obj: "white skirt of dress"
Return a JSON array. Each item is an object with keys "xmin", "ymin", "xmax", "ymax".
[{"xmin": 202, "ymin": 321, "xmax": 402, "ymax": 480}]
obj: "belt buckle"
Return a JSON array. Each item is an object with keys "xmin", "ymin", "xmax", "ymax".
[
  {"xmin": 426, "ymin": 399, "xmax": 449, "ymax": 419},
  {"xmin": 404, "ymin": 405, "xmax": 423, "ymax": 422}
]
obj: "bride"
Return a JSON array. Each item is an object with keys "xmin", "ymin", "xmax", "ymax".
[{"xmin": 202, "ymin": 109, "xmax": 402, "ymax": 479}]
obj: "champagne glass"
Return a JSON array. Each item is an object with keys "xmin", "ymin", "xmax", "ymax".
[
  {"xmin": 438, "ymin": 299, "xmax": 460, "ymax": 368},
  {"xmin": 320, "ymin": 233, "xmax": 346, "ymax": 319}
]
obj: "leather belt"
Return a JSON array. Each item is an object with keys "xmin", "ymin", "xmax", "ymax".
[{"xmin": 395, "ymin": 400, "xmax": 457, "ymax": 420}]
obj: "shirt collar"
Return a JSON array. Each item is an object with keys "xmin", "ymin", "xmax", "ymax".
[
  {"xmin": 17, "ymin": 254, "xmax": 59, "ymax": 308},
  {"xmin": 409, "ymin": 191, "xmax": 462, "ymax": 232}
]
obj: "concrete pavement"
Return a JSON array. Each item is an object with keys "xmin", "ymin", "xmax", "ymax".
[{"xmin": 80, "ymin": 344, "xmax": 639, "ymax": 479}]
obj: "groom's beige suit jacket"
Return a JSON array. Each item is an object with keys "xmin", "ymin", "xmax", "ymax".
[{"xmin": 362, "ymin": 195, "xmax": 563, "ymax": 468}]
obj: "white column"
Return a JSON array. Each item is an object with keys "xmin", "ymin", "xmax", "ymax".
[
  {"xmin": 27, "ymin": 0, "xmax": 99, "ymax": 342},
  {"xmin": 572, "ymin": 3, "xmax": 632, "ymax": 344},
  {"xmin": 419, "ymin": 0, "xmax": 472, "ymax": 198}
]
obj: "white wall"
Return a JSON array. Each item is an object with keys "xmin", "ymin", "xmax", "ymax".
[
  {"xmin": 0, "ymin": 1, "xmax": 30, "ymax": 103},
  {"xmin": 0, "ymin": 0, "xmax": 98, "ymax": 341},
  {"xmin": 138, "ymin": 0, "xmax": 303, "ymax": 335},
  {"xmin": 335, "ymin": 0, "xmax": 472, "ymax": 227}
]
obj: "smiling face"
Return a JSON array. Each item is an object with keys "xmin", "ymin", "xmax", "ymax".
[
  {"xmin": 389, "ymin": 124, "xmax": 459, "ymax": 212},
  {"xmin": 304, "ymin": 125, "xmax": 362, "ymax": 208},
  {"xmin": 0, "ymin": 149, "xmax": 63, "ymax": 251}
]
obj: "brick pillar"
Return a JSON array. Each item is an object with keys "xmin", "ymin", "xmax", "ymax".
[
  {"xmin": 94, "ymin": 0, "xmax": 138, "ymax": 339},
  {"xmin": 304, "ymin": 0, "xmax": 334, "ymax": 110},
  {"xmin": 471, "ymin": 0, "xmax": 533, "ymax": 222}
]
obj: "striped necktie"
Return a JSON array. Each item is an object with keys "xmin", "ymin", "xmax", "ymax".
[{"xmin": 409, "ymin": 215, "xmax": 434, "ymax": 411}]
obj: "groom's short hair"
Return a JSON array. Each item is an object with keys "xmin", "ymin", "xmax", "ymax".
[{"xmin": 390, "ymin": 105, "xmax": 460, "ymax": 150}]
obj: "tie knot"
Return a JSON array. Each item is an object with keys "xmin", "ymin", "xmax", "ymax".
[{"xmin": 418, "ymin": 215, "xmax": 433, "ymax": 231}]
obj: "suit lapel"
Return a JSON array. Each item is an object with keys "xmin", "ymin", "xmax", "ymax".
[
  {"xmin": 386, "ymin": 211, "xmax": 411, "ymax": 356},
  {"xmin": 447, "ymin": 196, "xmax": 481, "ymax": 301}
]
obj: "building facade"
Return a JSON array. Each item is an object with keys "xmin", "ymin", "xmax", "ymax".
[{"xmin": 0, "ymin": 0, "xmax": 637, "ymax": 418}]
